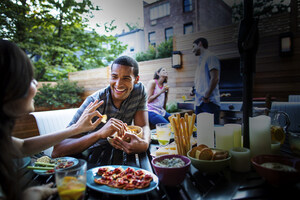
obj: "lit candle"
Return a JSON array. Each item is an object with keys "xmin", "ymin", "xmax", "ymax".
[
  {"xmin": 249, "ymin": 115, "xmax": 271, "ymax": 157},
  {"xmin": 225, "ymin": 124, "xmax": 242, "ymax": 147},
  {"xmin": 229, "ymin": 147, "xmax": 251, "ymax": 172},
  {"xmin": 197, "ymin": 112, "xmax": 214, "ymax": 147},
  {"xmin": 215, "ymin": 126, "xmax": 234, "ymax": 151}
]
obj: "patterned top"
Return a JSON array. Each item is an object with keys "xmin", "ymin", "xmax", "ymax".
[
  {"xmin": 68, "ymin": 82, "xmax": 148, "ymax": 142},
  {"xmin": 147, "ymin": 79, "xmax": 166, "ymax": 116}
]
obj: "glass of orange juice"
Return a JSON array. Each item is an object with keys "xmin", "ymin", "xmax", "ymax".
[{"xmin": 55, "ymin": 159, "xmax": 87, "ymax": 200}]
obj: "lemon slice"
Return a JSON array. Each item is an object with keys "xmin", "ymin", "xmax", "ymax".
[
  {"xmin": 101, "ymin": 114, "xmax": 107, "ymax": 123},
  {"xmin": 193, "ymin": 125, "xmax": 197, "ymax": 132},
  {"xmin": 271, "ymin": 125, "xmax": 285, "ymax": 144}
]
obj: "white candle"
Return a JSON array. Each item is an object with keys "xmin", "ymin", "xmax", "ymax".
[
  {"xmin": 229, "ymin": 147, "xmax": 251, "ymax": 172},
  {"xmin": 225, "ymin": 124, "xmax": 242, "ymax": 148},
  {"xmin": 249, "ymin": 115, "xmax": 271, "ymax": 157},
  {"xmin": 215, "ymin": 126, "xmax": 234, "ymax": 151},
  {"xmin": 197, "ymin": 112, "xmax": 214, "ymax": 147}
]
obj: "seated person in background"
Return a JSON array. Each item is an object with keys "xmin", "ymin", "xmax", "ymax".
[
  {"xmin": 0, "ymin": 40, "xmax": 103, "ymax": 200},
  {"xmin": 52, "ymin": 56, "xmax": 151, "ymax": 157},
  {"xmin": 147, "ymin": 67, "xmax": 171, "ymax": 126}
]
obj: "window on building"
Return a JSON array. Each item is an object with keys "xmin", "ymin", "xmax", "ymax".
[
  {"xmin": 150, "ymin": 2, "xmax": 170, "ymax": 20},
  {"xmin": 184, "ymin": 22, "xmax": 193, "ymax": 34},
  {"xmin": 149, "ymin": 32, "xmax": 156, "ymax": 47},
  {"xmin": 165, "ymin": 27, "xmax": 173, "ymax": 41},
  {"xmin": 183, "ymin": 0, "xmax": 192, "ymax": 12}
]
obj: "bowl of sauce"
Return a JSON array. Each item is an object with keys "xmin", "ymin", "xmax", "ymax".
[
  {"xmin": 151, "ymin": 154, "xmax": 190, "ymax": 186},
  {"xmin": 251, "ymin": 154, "xmax": 300, "ymax": 186}
]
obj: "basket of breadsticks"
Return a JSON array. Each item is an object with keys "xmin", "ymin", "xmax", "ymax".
[
  {"xmin": 168, "ymin": 113, "xmax": 196, "ymax": 156},
  {"xmin": 187, "ymin": 144, "xmax": 231, "ymax": 173}
]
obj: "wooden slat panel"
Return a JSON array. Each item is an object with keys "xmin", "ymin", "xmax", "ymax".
[
  {"xmin": 69, "ymin": 13, "xmax": 299, "ymax": 103},
  {"xmin": 12, "ymin": 114, "xmax": 39, "ymax": 139}
]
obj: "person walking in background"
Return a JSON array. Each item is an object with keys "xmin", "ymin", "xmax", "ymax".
[
  {"xmin": 0, "ymin": 39, "xmax": 104, "ymax": 200},
  {"xmin": 147, "ymin": 67, "xmax": 171, "ymax": 126},
  {"xmin": 190, "ymin": 37, "xmax": 221, "ymax": 124}
]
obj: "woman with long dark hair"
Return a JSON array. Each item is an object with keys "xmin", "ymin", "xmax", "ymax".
[
  {"xmin": 0, "ymin": 40, "xmax": 103, "ymax": 200},
  {"xmin": 147, "ymin": 67, "xmax": 171, "ymax": 125}
]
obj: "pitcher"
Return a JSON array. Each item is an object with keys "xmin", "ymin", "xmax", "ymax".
[{"xmin": 253, "ymin": 107, "xmax": 290, "ymax": 144}]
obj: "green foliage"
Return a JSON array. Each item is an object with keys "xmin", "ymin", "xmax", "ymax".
[
  {"xmin": 135, "ymin": 38, "xmax": 173, "ymax": 62},
  {"xmin": 0, "ymin": 0, "xmax": 127, "ymax": 81},
  {"xmin": 34, "ymin": 80, "xmax": 84, "ymax": 108},
  {"xmin": 157, "ymin": 38, "xmax": 173, "ymax": 59},
  {"xmin": 125, "ymin": 22, "xmax": 141, "ymax": 31},
  {"xmin": 166, "ymin": 101, "xmax": 178, "ymax": 113},
  {"xmin": 231, "ymin": 0, "xmax": 290, "ymax": 22}
]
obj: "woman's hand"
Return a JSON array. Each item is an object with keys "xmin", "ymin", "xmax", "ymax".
[
  {"xmin": 22, "ymin": 183, "xmax": 57, "ymax": 200},
  {"xmin": 111, "ymin": 132, "xmax": 149, "ymax": 154},
  {"xmin": 74, "ymin": 100, "xmax": 104, "ymax": 133}
]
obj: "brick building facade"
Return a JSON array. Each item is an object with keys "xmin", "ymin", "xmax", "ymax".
[{"xmin": 143, "ymin": 0, "xmax": 232, "ymax": 49}]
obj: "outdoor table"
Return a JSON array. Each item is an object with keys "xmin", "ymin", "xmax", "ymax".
[{"xmin": 21, "ymin": 140, "xmax": 300, "ymax": 200}]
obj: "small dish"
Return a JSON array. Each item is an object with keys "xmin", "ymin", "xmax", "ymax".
[
  {"xmin": 187, "ymin": 148, "xmax": 231, "ymax": 173},
  {"xmin": 251, "ymin": 154, "xmax": 300, "ymax": 187},
  {"xmin": 151, "ymin": 154, "xmax": 190, "ymax": 186}
]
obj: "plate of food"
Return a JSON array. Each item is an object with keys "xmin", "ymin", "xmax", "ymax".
[
  {"xmin": 28, "ymin": 156, "xmax": 78, "ymax": 176},
  {"xmin": 86, "ymin": 165, "xmax": 159, "ymax": 195}
]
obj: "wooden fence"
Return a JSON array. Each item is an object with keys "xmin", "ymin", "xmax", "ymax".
[{"xmin": 69, "ymin": 12, "xmax": 300, "ymax": 102}]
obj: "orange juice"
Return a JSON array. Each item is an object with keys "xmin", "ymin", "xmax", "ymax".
[{"xmin": 57, "ymin": 176, "xmax": 86, "ymax": 200}]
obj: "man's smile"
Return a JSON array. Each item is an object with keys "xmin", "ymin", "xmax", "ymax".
[{"xmin": 114, "ymin": 87, "xmax": 126, "ymax": 94}]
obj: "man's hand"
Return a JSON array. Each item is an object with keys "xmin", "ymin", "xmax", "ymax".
[
  {"xmin": 94, "ymin": 118, "xmax": 126, "ymax": 139},
  {"xmin": 202, "ymin": 96, "xmax": 210, "ymax": 103},
  {"xmin": 111, "ymin": 131, "xmax": 148, "ymax": 154}
]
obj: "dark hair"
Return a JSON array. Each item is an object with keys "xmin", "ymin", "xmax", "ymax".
[
  {"xmin": 0, "ymin": 40, "xmax": 33, "ymax": 200},
  {"xmin": 111, "ymin": 55, "xmax": 139, "ymax": 77},
  {"xmin": 153, "ymin": 67, "xmax": 163, "ymax": 79},
  {"xmin": 193, "ymin": 37, "xmax": 208, "ymax": 49}
]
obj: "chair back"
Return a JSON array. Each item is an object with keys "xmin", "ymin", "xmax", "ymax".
[{"xmin": 30, "ymin": 108, "xmax": 78, "ymax": 156}]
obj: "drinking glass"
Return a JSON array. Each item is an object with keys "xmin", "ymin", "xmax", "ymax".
[
  {"xmin": 156, "ymin": 123, "xmax": 171, "ymax": 146},
  {"xmin": 55, "ymin": 159, "xmax": 87, "ymax": 200}
]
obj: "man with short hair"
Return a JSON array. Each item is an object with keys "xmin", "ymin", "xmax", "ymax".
[
  {"xmin": 191, "ymin": 37, "xmax": 221, "ymax": 124},
  {"xmin": 52, "ymin": 56, "xmax": 150, "ymax": 157}
]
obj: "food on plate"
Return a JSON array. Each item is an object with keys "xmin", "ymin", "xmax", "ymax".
[
  {"xmin": 154, "ymin": 157, "xmax": 185, "ymax": 168},
  {"xmin": 195, "ymin": 148, "xmax": 213, "ymax": 160},
  {"xmin": 190, "ymin": 144, "xmax": 209, "ymax": 158},
  {"xmin": 94, "ymin": 167, "xmax": 153, "ymax": 190},
  {"xmin": 36, "ymin": 155, "xmax": 51, "ymax": 163},
  {"xmin": 261, "ymin": 162, "xmax": 297, "ymax": 172},
  {"xmin": 168, "ymin": 113, "xmax": 196, "ymax": 156},
  {"xmin": 191, "ymin": 144, "xmax": 229, "ymax": 161},
  {"xmin": 29, "ymin": 156, "xmax": 76, "ymax": 174},
  {"xmin": 154, "ymin": 142, "xmax": 177, "ymax": 156}
]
